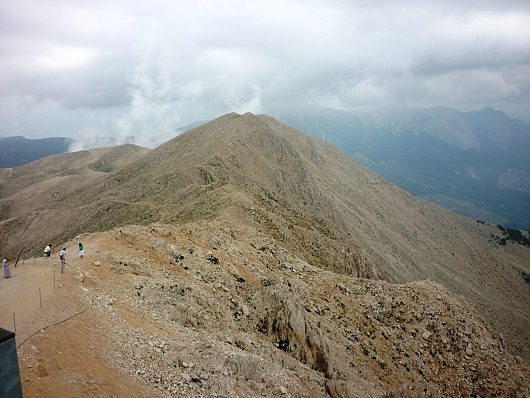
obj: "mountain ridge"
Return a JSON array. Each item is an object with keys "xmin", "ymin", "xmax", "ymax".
[
  {"xmin": 276, "ymin": 105, "xmax": 530, "ymax": 228},
  {"xmin": 0, "ymin": 113, "xmax": 529, "ymax": 361}
]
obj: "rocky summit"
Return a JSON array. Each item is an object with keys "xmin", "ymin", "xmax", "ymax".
[{"xmin": 0, "ymin": 113, "xmax": 529, "ymax": 397}]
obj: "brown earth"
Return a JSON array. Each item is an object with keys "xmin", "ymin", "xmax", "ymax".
[
  {"xmin": 1, "ymin": 113, "xmax": 528, "ymax": 360},
  {"xmin": 1, "ymin": 220, "xmax": 528, "ymax": 397},
  {"xmin": 0, "ymin": 255, "xmax": 160, "ymax": 397},
  {"xmin": 0, "ymin": 144, "xmax": 150, "ymax": 254},
  {"xmin": 0, "ymin": 112, "xmax": 529, "ymax": 397}
]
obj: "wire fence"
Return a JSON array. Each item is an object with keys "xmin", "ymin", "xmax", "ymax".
[{"xmin": 2, "ymin": 255, "xmax": 69, "ymax": 347}]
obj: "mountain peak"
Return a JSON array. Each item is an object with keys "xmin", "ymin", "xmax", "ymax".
[
  {"xmin": 1, "ymin": 112, "xmax": 529, "ymax": 363},
  {"xmin": 480, "ymin": 106, "xmax": 503, "ymax": 114}
]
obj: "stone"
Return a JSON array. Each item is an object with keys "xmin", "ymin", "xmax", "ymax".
[
  {"xmin": 207, "ymin": 254, "xmax": 219, "ymax": 264},
  {"xmin": 93, "ymin": 261, "xmax": 101, "ymax": 266},
  {"xmin": 241, "ymin": 305, "xmax": 250, "ymax": 317},
  {"xmin": 422, "ymin": 331, "xmax": 432, "ymax": 340},
  {"xmin": 36, "ymin": 364, "xmax": 48, "ymax": 377}
]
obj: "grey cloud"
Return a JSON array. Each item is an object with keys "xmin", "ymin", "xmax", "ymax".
[
  {"xmin": 1, "ymin": 0, "xmax": 530, "ymax": 141},
  {"xmin": 0, "ymin": 57, "xmax": 132, "ymax": 109}
]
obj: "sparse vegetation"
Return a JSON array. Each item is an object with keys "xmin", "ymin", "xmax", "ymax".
[
  {"xmin": 496, "ymin": 224, "xmax": 530, "ymax": 247},
  {"xmin": 91, "ymin": 162, "xmax": 113, "ymax": 172}
]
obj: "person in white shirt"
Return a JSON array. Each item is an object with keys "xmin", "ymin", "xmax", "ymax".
[
  {"xmin": 59, "ymin": 247, "xmax": 66, "ymax": 274},
  {"xmin": 2, "ymin": 259, "xmax": 11, "ymax": 278}
]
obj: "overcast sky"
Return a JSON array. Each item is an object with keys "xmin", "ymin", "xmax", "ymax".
[{"xmin": 1, "ymin": 0, "xmax": 529, "ymax": 146}]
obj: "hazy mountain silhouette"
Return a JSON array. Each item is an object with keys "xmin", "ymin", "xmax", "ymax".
[{"xmin": 0, "ymin": 136, "xmax": 71, "ymax": 168}]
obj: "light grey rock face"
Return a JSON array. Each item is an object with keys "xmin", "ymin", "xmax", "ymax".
[
  {"xmin": 64, "ymin": 221, "xmax": 528, "ymax": 397},
  {"xmin": 253, "ymin": 285, "xmax": 331, "ymax": 376},
  {"xmin": 360, "ymin": 105, "xmax": 480, "ymax": 151},
  {"xmin": 497, "ymin": 169, "xmax": 530, "ymax": 193}
]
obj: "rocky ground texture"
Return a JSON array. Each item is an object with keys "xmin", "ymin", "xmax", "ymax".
[
  {"xmin": 2, "ymin": 113, "xmax": 529, "ymax": 362},
  {"xmin": 4, "ymin": 218, "xmax": 528, "ymax": 397}
]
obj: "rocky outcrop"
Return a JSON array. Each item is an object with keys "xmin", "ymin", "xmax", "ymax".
[
  {"xmin": 497, "ymin": 168, "xmax": 530, "ymax": 193},
  {"xmin": 46, "ymin": 221, "xmax": 526, "ymax": 397},
  {"xmin": 254, "ymin": 285, "xmax": 331, "ymax": 376}
]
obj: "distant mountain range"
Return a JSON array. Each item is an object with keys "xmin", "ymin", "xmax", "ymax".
[
  {"xmin": 0, "ymin": 136, "xmax": 71, "ymax": 168},
  {"xmin": 0, "ymin": 122, "xmax": 207, "ymax": 165},
  {"xmin": 276, "ymin": 106, "xmax": 530, "ymax": 229}
]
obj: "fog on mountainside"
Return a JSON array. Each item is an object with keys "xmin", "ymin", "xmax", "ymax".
[
  {"xmin": 276, "ymin": 106, "xmax": 530, "ymax": 229},
  {"xmin": 66, "ymin": 121, "xmax": 207, "ymax": 152},
  {"xmin": 3, "ymin": 105, "xmax": 529, "ymax": 231},
  {"xmin": 0, "ymin": 122, "xmax": 207, "ymax": 170}
]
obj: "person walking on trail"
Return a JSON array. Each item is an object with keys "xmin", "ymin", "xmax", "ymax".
[
  {"xmin": 2, "ymin": 259, "xmax": 11, "ymax": 278},
  {"xmin": 79, "ymin": 243, "xmax": 84, "ymax": 259},
  {"xmin": 59, "ymin": 247, "xmax": 66, "ymax": 274},
  {"xmin": 44, "ymin": 244, "xmax": 52, "ymax": 258}
]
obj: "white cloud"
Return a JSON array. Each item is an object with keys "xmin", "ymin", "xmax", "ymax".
[
  {"xmin": 1, "ymin": 0, "xmax": 529, "ymax": 141},
  {"xmin": 8, "ymin": 44, "xmax": 96, "ymax": 73}
]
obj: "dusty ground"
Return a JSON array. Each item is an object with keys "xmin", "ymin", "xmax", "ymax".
[
  {"xmin": 2, "ymin": 219, "xmax": 528, "ymax": 398},
  {"xmin": 1, "ymin": 113, "xmax": 529, "ymax": 362},
  {"xmin": 1, "ymin": 253, "xmax": 160, "ymax": 398}
]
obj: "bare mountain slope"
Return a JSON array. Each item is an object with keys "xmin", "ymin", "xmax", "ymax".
[
  {"xmin": 0, "ymin": 113, "xmax": 528, "ymax": 360},
  {"xmin": 0, "ymin": 144, "xmax": 150, "ymax": 255},
  {"xmin": 2, "ymin": 221, "xmax": 528, "ymax": 397}
]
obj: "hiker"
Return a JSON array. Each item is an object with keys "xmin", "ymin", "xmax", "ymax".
[
  {"xmin": 44, "ymin": 244, "xmax": 52, "ymax": 258},
  {"xmin": 59, "ymin": 247, "xmax": 66, "ymax": 274},
  {"xmin": 2, "ymin": 259, "xmax": 11, "ymax": 278},
  {"xmin": 79, "ymin": 242, "xmax": 84, "ymax": 258}
]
